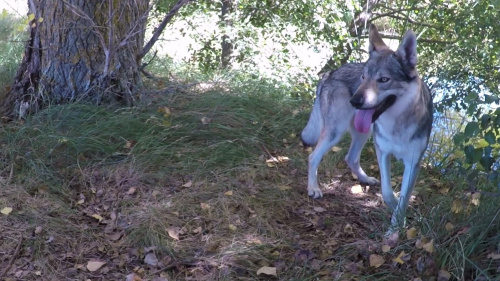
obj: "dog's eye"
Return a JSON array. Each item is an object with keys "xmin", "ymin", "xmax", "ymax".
[{"xmin": 379, "ymin": 77, "xmax": 390, "ymax": 83}]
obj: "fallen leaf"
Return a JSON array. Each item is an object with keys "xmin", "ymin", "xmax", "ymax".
[
  {"xmin": 166, "ymin": 227, "xmax": 180, "ymax": 240},
  {"xmin": 392, "ymin": 251, "xmax": 406, "ymax": 264},
  {"xmin": 347, "ymin": 261, "xmax": 364, "ymax": 274},
  {"xmin": 158, "ymin": 106, "xmax": 171, "ymax": 116},
  {"xmin": 127, "ymin": 187, "xmax": 137, "ymax": 195},
  {"xmin": 108, "ymin": 232, "xmax": 122, "ymax": 241},
  {"xmin": 381, "ymin": 245, "xmax": 391, "ymax": 253},
  {"xmin": 406, "ymin": 227, "xmax": 418, "ymax": 240},
  {"xmin": 278, "ymin": 185, "xmax": 292, "ymax": 191},
  {"xmin": 1, "ymin": 207, "xmax": 13, "ymax": 215},
  {"xmin": 344, "ymin": 223, "xmax": 353, "ymax": 233},
  {"xmin": 438, "ymin": 269, "xmax": 451, "ymax": 281},
  {"xmin": 487, "ymin": 252, "xmax": 500, "ymax": 260},
  {"xmin": 331, "ymin": 146, "xmax": 342, "ymax": 152},
  {"xmin": 201, "ymin": 117, "xmax": 212, "ymax": 125},
  {"xmin": 182, "ymin": 181, "xmax": 193, "ymax": 188},
  {"xmin": 369, "ymin": 254, "xmax": 385, "ymax": 268},
  {"xmin": 224, "ymin": 190, "xmax": 233, "ymax": 196},
  {"xmin": 34, "ymin": 271, "xmax": 42, "ymax": 276},
  {"xmin": 228, "ymin": 224, "xmax": 237, "ymax": 231},
  {"xmin": 144, "ymin": 253, "xmax": 159, "ymax": 266},
  {"xmin": 192, "ymin": 226, "xmax": 202, "ymax": 234},
  {"xmin": 445, "ymin": 222, "xmax": 454, "ymax": 231},
  {"xmin": 351, "ymin": 184, "xmax": 363, "ymax": 194},
  {"xmin": 34, "ymin": 226, "xmax": 43, "ymax": 234},
  {"xmin": 451, "ymin": 200, "xmax": 462, "ymax": 213},
  {"xmin": 415, "ymin": 238, "xmax": 423, "ymax": 249},
  {"xmin": 438, "ymin": 187, "xmax": 449, "ymax": 194},
  {"xmin": 416, "ymin": 256, "xmax": 425, "ymax": 273},
  {"xmin": 91, "ymin": 214, "xmax": 103, "ymax": 222},
  {"xmin": 124, "ymin": 140, "xmax": 136, "ymax": 149},
  {"xmin": 385, "ymin": 231, "xmax": 399, "ymax": 248},
  {"xmin": 86, "ymin": 261, "xmax": 106, "ymax": 272},
  {"xmin": 470, "ymin": 192, "xmax": 481, "ymax": 206},
  {"xmin": 423, "ymin": 239, "xmax": 434, "ymax": 253},
  {"xmin": 256, "ymin": 266, "xmax": 277, "ymax": 276},
  {"xmin": 200, "ymin": 203, "xmax": 211, "ymax": 210},
  {"xmin": 313, "ymin": 206, "xmax": 326, "ymax": 213},
  {"xmin": 126, "ymin": 273, "xmax": 143, "ymax": 281}
]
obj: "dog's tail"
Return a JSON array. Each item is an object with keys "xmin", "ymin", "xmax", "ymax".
[{"xmin": 300, "ymin": 79, "xmax": 325, "ymax": 147}]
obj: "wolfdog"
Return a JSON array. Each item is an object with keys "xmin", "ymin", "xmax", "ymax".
[{"xmin": 301, "ymin": 24, "xmax": 433, "ymax": 232}]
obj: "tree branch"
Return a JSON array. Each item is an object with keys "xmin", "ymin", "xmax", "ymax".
[
  {"xmin": 138, "ymin": 0, "xmax": 194, "ymax": 60},
  {"xmin": 376, "ymin": 13, "xmax": 440, "ymax": 29},
  {"xmin": 360, "ymin": 33, "xmax": 455, "ymax": 44}
]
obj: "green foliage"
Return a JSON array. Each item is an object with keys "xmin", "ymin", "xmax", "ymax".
[{"xmin": 0, "ymin": 11, "xmax": 27, "ymax": 90}]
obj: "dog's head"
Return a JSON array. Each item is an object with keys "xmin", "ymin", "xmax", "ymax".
[{"xmin": 350, "ymin": 24, "xmax": 419, "ymax": 133}]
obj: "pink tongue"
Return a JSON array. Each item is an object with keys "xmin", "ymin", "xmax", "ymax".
[{"xmin": 354, "ymin": 109, "xmax": 375, "ymax": 133}]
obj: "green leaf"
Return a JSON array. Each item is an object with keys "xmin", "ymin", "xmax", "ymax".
[
  {"xmin": 481, "ymin": 114, "xmax": 491, "ymax": 129},
  {"xmin": 484, "ymin": 131, "xmax": 496, "ymax": 144},
  {"xmin": 464, "ymin": 145, "xmax": 482, "ymax": 164},
  {"xmin": 480, "ymin": 155, "xmax": 492, "ymax": 171},
  {"xmin": 484, "ymin": 95, "xmax": 499, "ymax": 104},
  {"xmin": 477, "ymin": 139, "xmax": 489, "ymax": 148},
  {"xmin": 453, "ymin": 132, "xmax": 464, "ymax": 146},
  {"xmin": 464, "ymin": 122, "xmax": 480, "ymax": 138}
]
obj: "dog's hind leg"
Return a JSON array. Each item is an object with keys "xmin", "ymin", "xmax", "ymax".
[
  {"xmin": 307, "ymin": 122, "xmax": 347, "ymax": 198},
  {"xmin": 346, "ymin": 126, "xmax": 379, "ymax": 186}
]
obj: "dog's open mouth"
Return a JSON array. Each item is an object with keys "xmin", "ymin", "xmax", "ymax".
[{"xmin": 354, "ymin": 95, "xmax": 397, "ymax": 133}]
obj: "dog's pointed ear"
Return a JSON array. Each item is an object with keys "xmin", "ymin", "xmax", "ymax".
[
  {"xmin": 369, "ymin": 24, "xmax": 388, "ymax": 53},
  {"xmin": 395, "ymin": 29, "xmax": 418, "ymax": 69}
]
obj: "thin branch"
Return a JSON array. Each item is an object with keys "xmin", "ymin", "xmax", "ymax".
[
  {"xmin": 380, "ymin": 14, "xmax": 441, "ymax": 29},
  {"xmin": 1, "ymin": 235, "xmax": 24, "ymax": 277},
  {"xmin": 138, "ymin": 0, "xmax": 195, "ymax": 60},
  {"xmin": 360, "ymin": 33, "xmax": 455, "ymax": 44},
  {"xmin": 369, "ymin": 9, "xmax": 411, "ymax": 22}
]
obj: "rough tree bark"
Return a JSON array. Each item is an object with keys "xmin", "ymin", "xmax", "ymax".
[{"xmin": 0, "ymin": 0, "xmax": 150, "ymax": 119}]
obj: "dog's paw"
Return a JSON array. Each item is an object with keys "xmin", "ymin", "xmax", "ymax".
[
  {"xmin": 307, "ymin": 186, "xmax": 323, "ymax": 198},
  {"xmin": 360, "ymin": 176, "xmax": 380, "ymax": 186}
]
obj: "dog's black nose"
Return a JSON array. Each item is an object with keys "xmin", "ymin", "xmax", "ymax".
[{"xmin": 350, "ymin": 96, "xmax": 364, "ymax": 108}]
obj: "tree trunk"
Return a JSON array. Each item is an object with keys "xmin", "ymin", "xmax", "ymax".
[
  {"xmin": 220, "ymin": 0, "xmax": 233, "ymax": 69},
  {"xmin": 0, "ymin": 0, "xmax": 149, "ymax": 119}
]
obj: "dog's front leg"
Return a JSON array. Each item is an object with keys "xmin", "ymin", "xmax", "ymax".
[
  {"xmin": 390, "ymin": 161, "xmax": 420, "ymax": 229},
  {"xmin": 376, "ymin": 148, "xmax": 398, "ymax": 211}
]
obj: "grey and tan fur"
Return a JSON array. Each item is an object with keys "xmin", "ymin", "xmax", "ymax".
[{"xmin": 301, "ymin": 24, "xmax": 433, "ymax": 232}]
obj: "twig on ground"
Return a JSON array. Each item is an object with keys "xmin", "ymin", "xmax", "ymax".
[{"xmin": 1, "ymin": 235, "xmax": 24, "ymax": 277}]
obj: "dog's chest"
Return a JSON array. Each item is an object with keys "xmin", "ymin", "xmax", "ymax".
[{"xmin": 373, "ymin": 119, "xmax": 425, "ymax": 162}]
